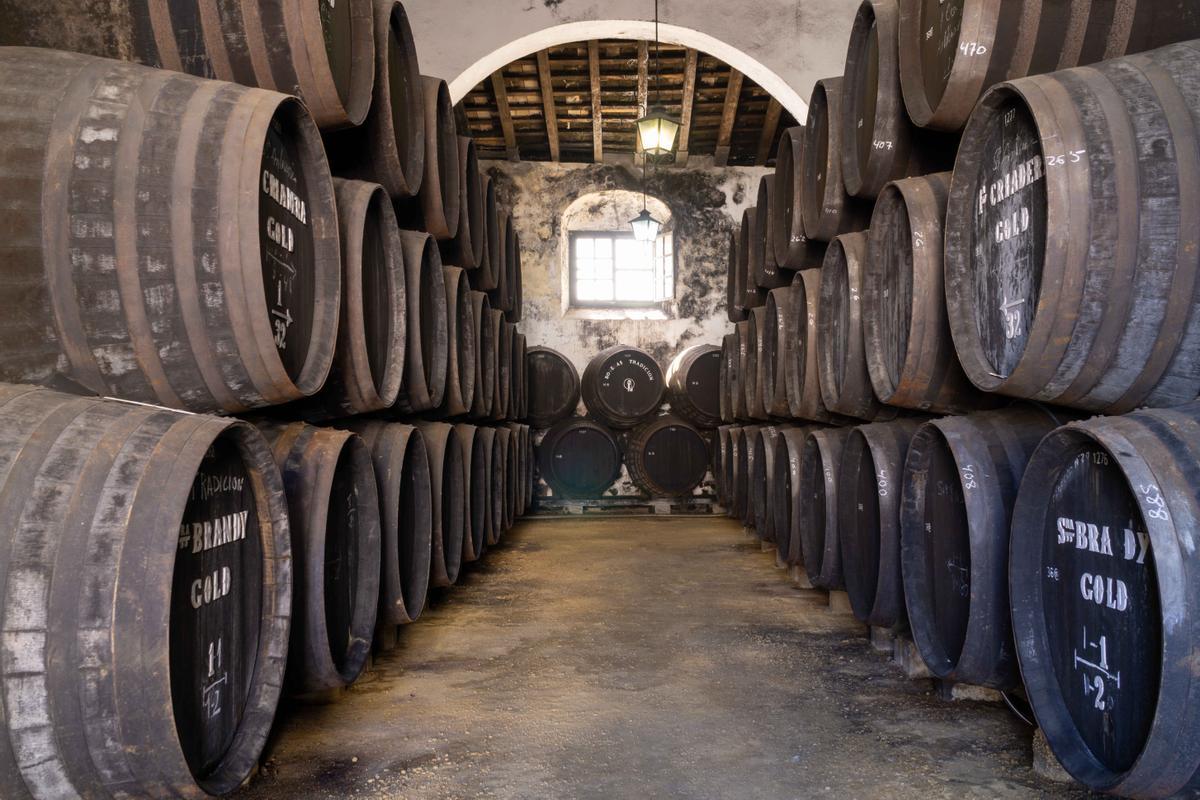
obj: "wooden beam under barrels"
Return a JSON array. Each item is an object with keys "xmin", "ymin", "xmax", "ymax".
[{"xmin": 714, "ymin": 67, "xmax": 743, "ymax": 167}]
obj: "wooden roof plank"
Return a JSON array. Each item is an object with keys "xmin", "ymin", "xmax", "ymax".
[
  {"xmin": 713, "ymin": 68, "xmax": 743, "ymax": 167},
  {"xmin": 588, "ymin": 39, "xmax": 603, "ymax": 162},
  {"xmin": 536, "ymin": 49, "xmax": 561, "ymax": 162},
  {"xmin": 490, "ymin": 70, "xmax": 520, "ymax": 160}
]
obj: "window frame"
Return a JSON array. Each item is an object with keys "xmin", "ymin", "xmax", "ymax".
[{"xmin": 567, "ymin": 229, "xmax": 675, "ymax": 310}]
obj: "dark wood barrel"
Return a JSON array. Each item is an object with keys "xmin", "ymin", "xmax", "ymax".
[
  {"xmin": 495, "ymin": 426, "xmax": 518, "ymax": 531},
  {"xmin": 474, "ymin": 426, "xmax": 501, "ymax": 546},
  {"xmin": 753, "ymin": 175, "xmax": 789, "ymax": 289},
  {"xmin": 508, "ymin": 423, "xmax": 531, "ymax": 517},
  {"xmin": 745, "ymin": 308, "xmax": 770, "ymax": 421},
  {"xmin": 818, "ymin": 232, "xmax": 897, "ymax": 421},
  {"xmin": 488, "ymin": 310, "xmax": 510, "ymax": 421},
  {"xmin": 734, "ymin": 321, "xmax": 754, "ymax": 421},
  {"xmin": 0, "ymin": 385, "xmax": 290, "ymax": 799},
  {"xmin": 0, "ymin": 0, "xmax": 377, "ymax": 130},
  {"xmin": 784, "ymin": 270, "xmax": 839, "ymax": 423},
  {"xmin": 259, "ymin": 422, "xmax": 381, "ymax": 694},
  {"xmin": 715, "ymin": 425, "xmax": 734, "ymax": 505},
  {"xmin": 945, "ymin": 42, "xmax": 1200, "ymax": 414},
  {"xmin": 538, "ymin": 417, "xmax": 622, "ymax": 498},
  {"xmin": 441, "ymin": 136, "xmax": 484, "ymax": 269},
  {"xmin": 727, "ymin": 230, "xmax": 748, "ymax": 322},
  {"xmin": 898, "ymin": 0, "xmax": 1200, "ymax": 132},
  {"xmin": 739, "ymin": 207, "xmax": 767, "ymax": 310},
  {"xmin": 750, "ymin": 426, "xmax": 783, "ymax": 541},
  {"xmin": 488, "ymin": 212, "xmax": 515, "ymax": 313},
  {"xmin": 665, "ymin": 344, "xmax": 722, "ymax": 429},
  {"xmin": 343, "ymin": 420, "xmax": 432, "ymax": 627},
  {"xmin": 722, "ymin": 426, "xmax": 740, "ymax": 515},
  {"xmin": 772, "ymin": 126, "xmax": 828, "ymax": 270},
  {"xmin": 626, "ymin": 414, "xmax": 710, "ymax": 497},
  {"xmin": 527, "ymin": 346, "xmax": 580, "ymax": 428},
  {"xmin": 900, "ymin": 405, "xmax": 1065, "ymax": 690},
  {"xmin": 772, "ymin": 425, "xmax": 818, "ymax": 565},
  {"xmin": 506, "ymin": 229, "xmax": 524, "ymax": 324},
  {"xmin": 719, "ymin": 334, "xmax": 738, "ymax": 424},
  {"xmin": 398, "ymin": 76, "xmax": 460, "ymax": 240},
  {"xmin": 509, "ymin": 329, "xmax": 527, "ymax": 421},
  {"xmin": 468, "ymin": 290, "xmax": 496, "ymax": 419},
  {"xmin": 324, "ymin": 0, "xmax": 424, "ymax": 197},
  {"xmin": 1010, "ymin": 402, "xmax": 1200, "ymax": 796},
  {"xmin": 0, "ymin": 48, "xmax": 340, "ymax": 415},
  {"xmin": 762, "ymin": 289, "xmax": 792, "ymax": 418},
  {"xmin": 838, "ymin": 418, "xmax": 923, "ymax": 627},
  {"xmin": 307, "ymin": 178, "xmax": 406, "ymax": 418},
  {"xmin": 798, "ymin": 427, "xmax": 853, "ymax": 588},
  {"xmin": 413, "ymin": 422, "xmax": 464, "ymax": 587},
  {"xmin": 472, "ymin": 178, "xmax": 502, "ymax": 292},
  {"xmin": 581, "ymin": 345, "xmax": 665, "ymax": 429},
  {"xmin": 865, "ymin": 172, "xmax": 988, "ymax": 414},
  {"xmin": 801, "ymin": 76, "xmax": 871, "ymax": 242},
  {"xmin": 453, "ymin": 423, "xmax": 488, "ymax": 562},
  {"xmin": 394, "ymin": 231, "xmax": 449, "ymax": 413},
  {"xmin": 733, "ymin": 425, "xmax": 762, "ymax": 523},
  {"xmin": 521, "ymin": 424, "xmax": 534, "ymax": 513},
  {"xmin": 433, "ymin": 266, "xmax": 476, "ymax": 418}
]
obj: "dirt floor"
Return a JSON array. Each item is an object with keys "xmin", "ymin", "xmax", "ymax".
[{"xmin": 238, "ymin": 516, "xmax": 1089, "ymax": 800}]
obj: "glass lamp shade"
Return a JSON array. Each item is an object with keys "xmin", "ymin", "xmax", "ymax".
[
  {"xmin": 629, "ymin": 209, "xmax": 662, "ymax": 241},
  {"xmin": 635, "ymin": 105, "xmax": 681, "ymax": 156}
]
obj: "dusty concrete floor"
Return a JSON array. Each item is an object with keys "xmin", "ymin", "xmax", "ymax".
[{"xmin": 238, "ymin": 517, "xmax": 1087, "ymax": 800}]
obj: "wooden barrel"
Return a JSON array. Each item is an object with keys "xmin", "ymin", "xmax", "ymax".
[
  {"xmin": 732, "ymin": 425, "xmax": 762, "ymax": 523},
  {"xmin": 715, "ymin": 425, "xmax": 734, "ymax": 505},
  {"xmin": 719, "ymin": 334, "xmax": 737, "ymax": 424},
  {"xmin": 441, "ymin": 137, "xmax": 484, "ymax": 269},
  {"xmin": 433, "ymin": 266, "xmax": 476, "ymax": 418},
  {"xmin": 745, "ymin": 308, "xmax": 770, "ymax": 420},
  {"xmin": 507, "ymin": 423, "xmax": 527, "ymax": 517},
  {"xmin": 496, "ymin": 426, "xmax": 518, "ymax": 531},
  {"xmin": 0, "ymin": 48, "xmax": 340, "ymax": 414},
  {"xmin": 468, "ymin": 291, "xmax": 496, "ymax": 419},
  {"xmin": 734, "ymin": 321, "xmax": 754, "ymax": 421},
  {"xmin": 506, "ymin": 229, "xmax": 524, "ymax": 323},
  {"xmin": 762, "ymin": 289, "xmax": 792, "ymax": 418},
  {"xmin": 307, "ymin": 178, "xmax": 406, "ymax": 418},
  {"xmin": 476, "ymin": 426, "xmax": 503, "ymax": 547},
  {"xmin": 538, "ymin": 417, "xmax": 622, "ymax": 498},
  {"xmin": 798, "ymin": 427, "xmax": 853, "ymax": 589},
  {"xmin": 509, "ymin": 329, "xmax": 527, "ymax": 420},
  {"xmin": 726, "ymin": 230, "xmax": 748, "ymax": 322},
  {"xmin": 398, "ymin": 76, "xmax": 460, "ymax": 240},
  {"xmin": 900, "ymin": 405, "xmax": 1065, "ymax": 690},
  {"xmin": 527, "ymin": 346, "xmax": 580, "ymax": 428},
  {"xmin": 801, "ymin": 76, "xmax": 871, "ymax": 242},
  {"xmin": 521, "ymin": 424, "xmax": 534, "ymax": 513},
  {"xmin": 945, "ymin": 42, "xmax": 1200, "ymax": 414},
  {"xmin": 784, "ymin": 270, "xmax": 839, "ymax": 423},
  {"xmin": 453, "ymin": 423, "xmax": 488, "ymax": 562},
  {"xmin": 394, "ymin": 231, "xmax": 448, "ymax": 413},
  {"xmin": 472, "ymin": 179, "xmax": 502, "ymax": 292},
  {"xmin": 753, "ymin": 175, "xmax": 789, "ymax": 289},
  {"xmin": 772, "ymin": 126, "xmax": 828, "ymax": 270},
  {"xmin": 0, "ymin": 385, "xmax": 290, "ymax": 799},
  {"xmin": 865, "ymin": 172, "xmax": 988, "ymax": 414},
  {"xmin": 772, "ymin": 425, "xmax": 818, "ymax": 566},
  {"xmin": 750, "ymin": 425, "xmax": 783, "ymax": 541},
  {"xmin": 0, "ymin": 0, "xmax": 377, "ymax": 130},
  {"xmin": 324, "ymin": 0, "xmax": 424, "ymax": 197},
  {"xmin": 1010, "ymin": 402, "xmax": 1200, "ymax": 796},
  {"xmin": 259, "ymin": 422, "xmax": 380, "ymax": 694},
  {"xmin": 344, "ymin": 420, "xmax": 432, "ymax": 627},
  {"xmin": 626, "ymin": 414, "xmax": 709, "ymax": 497},
  {"xmin": 739, "ymin": 207, "xmax": 767, "ymax": 310},
  {"xmin": 581, "ymin": 345, "xmax": 665, "ymax": 429},
  {"xmin": 665, "ymin": 344, "xmax": 722, "ymax": 429},
  {"xmin": 898, "ymin": 0, "xmax": 1200, "ymax": 132},
  {"xmin": 413, "ymin": 422, "xmax": 464, "ymax": 587},
  {"xmin": 838, "ymin": 418, "xmax": 923, "ymax": 627},
  {"xmin": 488, "ymin": 212, "xmax": 514, "ymax": 313},
  {"xmin": 488, "ymin": 310, "xmax": 510, "ymax": 421},
  {"xmin": 818, "ymin": 232, "xmax": 897, "ymax": 421}
]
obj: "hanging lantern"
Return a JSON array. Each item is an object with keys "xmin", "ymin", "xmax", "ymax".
[
  {"xmin": 629, "ymin": 208, "xmax": 662, "ymax": 241},
  {"xmin": 636, "ymin": 104, "xmax": 681, "ymax": 157}
]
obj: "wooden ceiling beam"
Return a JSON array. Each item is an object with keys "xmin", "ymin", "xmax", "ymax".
[
  {"xmin": 634, "ymin": 40, "xmax": 648, "ymax": 164},
  {"xmin": 536, "ymin": 49, "xmax": 561, "ymax": 162},
  {"xmin": 754, "ymin": 97, "xmax": 782, "ymax": 166},
  {"xmin": 675, "ymin": 48, "xmax": 698, "ymax": 164},
  {"xmin": 713, "ymin": 67, "xmax": 743, "ymax": 167},
  {"xmin": 490, "ymin": 70, "xmax": 520, "ymax": 160},
  {"xmin": 588, "ymin": 39, "xmax": 603, "ymax": 162}
]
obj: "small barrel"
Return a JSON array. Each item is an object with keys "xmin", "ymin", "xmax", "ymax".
[
  {"xmin": 762, "ymin": 289, "xmax": 792, "ymax": 418},
  {"xmin": 395, "ymin": 231, "xmax": 449, "ymax": 413},
  {"xmin": 772, "ymin": 126, "xmax": 828, "ymax": 270},
  {"xmin": 488, "ymin": 310, "xmax": 510, "ymax": 421},
  {"xmin": 1010, "ymin": 403, "xmax": 1200, "ymax": 796},
  {"xmin": 801, "ymin": 76, "xmax": 871, "ymax": 242},
  {"xmin": 259, "ymin": 422, "xmax": 381, "ymax": 694},
  {"xmin": 666, "ymin": 344, "xmax": 722, "ymax": 429},
  {"xmin": 472, "ymin": 179, "xmax": 502, "ymax": 292},
  {"xmin": 719, "ymin": 334, "xmax": 738, "ymax": 424},
  {"xmin": 398, "ymin": 76, "xmax": 460, "ymax": 240},
  {"xmin": 468, "ymin": 291, "xmax": 496, "ymax": 419},
  {"xmin": 509, "ymin": 329, "xmax": 527, "ymax": 420},
  {"xmin": 308, "ymin": 178, "xmax": 406, "ymax": 418},
  {"xmin": 715, "ymin": 425, "xmax": 734, "ymax": 505},
  {"xmin": 734, "ymin": 321, "xmax": 754, "ymax": 421},
  {"xmin": 753, "ymin": 175, "xmax": 789, "ymax": 289},
  {"xmin": 741, "ymin": 424, "xmax": 771, "ymax": 530},
  {"xmin": 865, "ymin": 172, "xmax": 988, "ymax": 414},
  {"xmin": 325, "ymin": 0, "xmax": 424, "ymax": 198},
  {"xmin": 900, "ymin": 405, "xmax": 1065, "ymax": 690},
  {"xmin": 0, "ymin": 48, "xmax": 340, "ymax": 414},
  {"xmin": 626, "ymin": 414, "xmax": 710, "ymax": 497},
  {"xmin": 0, "ymin": 0, "xmax": 376, "ymax": 130},
  {"xmin": 733, "ymin": 425, "xmax": 762, "ymax": 523},
  {"xmin": 818, "ymin": 232, "xmax": 896, "ymax": 421},
  {"xmin": 798, "ymin": 427, "xmax": 854, "ymax": 588},
  {"xmin": 476, "ymin": 426, "xmax": 504, "ymax": 547},
  {"xmin": 772, "ymin": 425, "xmax": 818, "ymax": 565},
  {"xmin": 897, "ymin": 0, "xmax": 1200, "ymax": 132},
  {"xmin": 723, "ymin": 426, "xmax": 742, "ymax": 516},
  {"xmin": 344, "ymin": 420, "xmax": 432, "ymax": 627},
  {"xmin": 838, "ymin": 418, "xmax": 923, "ymax": 627},
  {"xmin": 496, "ymin": 426, "xmax": 518, "ymax": 531},
  {"xmin": 0, "ymin": 385, "xmax": 290, "ymax": 799},
  {"xmin": 944, "ymin": 42, "xmax": 1200, "ymax": 414},
  {"xmin": 784, "ymin": 270, "xmax": 839, "ymax": 423},
  {"xmin": 750, "ymin": 425, "xmax": 783, "ymax": 542},
  {"xmin": 509, "ymin": 422, "xmax": 533, "ymax": 516},
  {"xmin": 441, "ymin": 137, "xmax": 484, "ymax": 268},
  {"xmin": 527, "ymin": 346, "xmax": 580, "ymax": 428},
  {"xmin": 581, "ymin": 345, "xmax": 665, "ymax": 429},
  {"xmin": 506, "ymin": 229, "xmax": 524, "ymax": 323},
  {"xmin": 489, "ymin": 213, "xmax": 515, "ymax": 313},
  {"xmin": 727, "ymin": 230, "xmax": 748, "ymax": 322},
  {"xmin": 745, "ymin": 308, "xmax": 770, "ymax": 420},
  {"xmin": 538, "ymin": 417, "xmax": 622, "ymax": 498},
  {"xmin": 434, "ymin": 266, "xmax": 477, "ymax": 418},
  {"xmin": 414, "ymin": 422, "xmax": 465, "ymax": 587},
  {"xmin": 453, "ymin": 423, "xmax": 488, "ymax": 562},
  {"xmin": 739, "ymin": 208, "xmax": 767, "ymax": 311}
]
